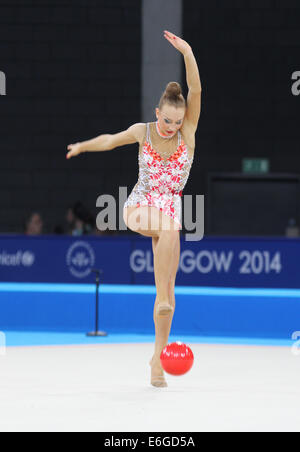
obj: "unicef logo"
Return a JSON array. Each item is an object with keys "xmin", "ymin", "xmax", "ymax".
[
  {"xmin": 21, "ymin": 251, "xmax": 35, "ymax": 267},
  {"xmin": 66, "ymin": 241, "xmax": 96, "ymax": 279},
  {"xmin": 0, "ymin": 250, "xmax": 35, "ymax": 267}
]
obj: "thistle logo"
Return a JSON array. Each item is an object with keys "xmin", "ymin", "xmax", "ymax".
[
  {"xmin": 66, "ymin": 241, "xmax": 96, "ymax": 278},
  {"xmin": 0, "ymin": 71, "xmax": 6, "ymax": 96}
]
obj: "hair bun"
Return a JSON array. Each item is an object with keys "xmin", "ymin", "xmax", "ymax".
[
  {"xmin": 158, "ymin": 81, "xmax": 186, "ymax": 110},
  {"xmin": 165, "ymin": 82, "xmax": 182, "ymax": 98}
]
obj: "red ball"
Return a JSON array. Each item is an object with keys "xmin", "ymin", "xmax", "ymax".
[{"xmin": 160, "ymin": 342, "xmax": 194, "ymax": 376}]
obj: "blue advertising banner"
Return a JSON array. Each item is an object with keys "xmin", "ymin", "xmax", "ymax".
[
  {"xmin": 0, "ymin": 235, "xmax": 132, "ymax": 284},
  {"xmin": 132, "ymin": 236, "xmax": 300, "ymax": 289},
  {"xmin": 0, "ymin": 235, "xmax": 300, "ymax": 288}
]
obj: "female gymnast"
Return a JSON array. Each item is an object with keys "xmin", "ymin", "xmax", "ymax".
[{"xmin": 66, "ymin": 30, "xmax": 202, "ymax": 387}]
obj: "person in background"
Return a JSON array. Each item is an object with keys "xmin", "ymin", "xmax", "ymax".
[
  {"xmin": 285, "ymin": 218, "xmax": 299, "ymax": 238},
  {"xmin": 53, "ymin": 202, "xmax": 94, "ymax": 236},
  {"xmin": 53, "ymin": 204, "xmax": 77, "ymax": 235},
  {"xmin": 64, "ymin": 204, "xmax": 77, "ymax": 235},
  {"xmin": 24, "ymin": 212, "xmax": 44, "ymax": 236},
  {"xmin": 70, "ymin": 201, "xmax": 95, "ymax": 236}
]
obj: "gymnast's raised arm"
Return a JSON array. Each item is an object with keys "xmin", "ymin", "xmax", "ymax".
[
  {"xmin": 66, "ymin": 123, "xmax": 145, "ymax": 159},
  {"xmin": 164, "ymin": 30, "xmax": 202, "ymax": 133}
]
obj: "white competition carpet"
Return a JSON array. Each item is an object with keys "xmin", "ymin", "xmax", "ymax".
[{"xmin": 1, "ymin": 340, "xmax": 299, "ymax": 432}]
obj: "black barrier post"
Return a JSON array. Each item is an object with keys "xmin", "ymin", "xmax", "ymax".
[{"xmin": 87, "ymin": 269, "xmax": 107, "ymax": 337}]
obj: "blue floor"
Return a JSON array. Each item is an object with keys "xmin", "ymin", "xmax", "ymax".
[{"xmin": 1, "ymin": 331, "xmax": 294, "ymax": 348}]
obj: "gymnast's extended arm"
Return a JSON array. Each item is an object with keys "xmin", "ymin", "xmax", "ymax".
[{"xmin": 66, "ymin": 123, "xmax": 145, "ymax": 159}]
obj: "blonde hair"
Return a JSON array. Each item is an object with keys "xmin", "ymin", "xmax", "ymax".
[{"xmin": 158, "ymin": 82, "xmax": 186, "ymax": 110}]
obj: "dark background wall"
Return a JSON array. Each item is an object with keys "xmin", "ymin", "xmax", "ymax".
[
  {"xmin": 183, "ymin": 0, "xmax": 300, "ymax": 235},
  {"xmin": 1, "ymin": 0, "xmax": 300, "ymax": 236},
  {"xmin": 0, "ymin": 0, "xmax": 141, "ymax": 233}
]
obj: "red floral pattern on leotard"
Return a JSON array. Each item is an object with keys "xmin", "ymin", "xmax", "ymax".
[{"xmin": 124, "ymin": 123, "xmax": 194, "ymax": 228}]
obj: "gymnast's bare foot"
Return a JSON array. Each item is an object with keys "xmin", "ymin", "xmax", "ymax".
[{"xmin": 150, "ymin": 357, "xmax": 168, "ymax": 388}]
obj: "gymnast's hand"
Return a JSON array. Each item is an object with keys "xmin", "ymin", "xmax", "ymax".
[
  {"xmin": 164, "ymin": 30, "xmax": 192, "ymax": 56},
  {"xmin": 66, "ymin": 142, "xmax": 83, "ymax": 159}
]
